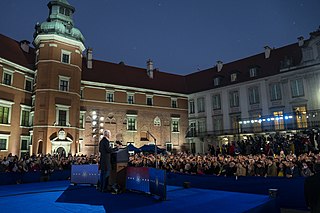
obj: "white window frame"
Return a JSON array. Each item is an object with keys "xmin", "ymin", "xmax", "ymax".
[
  {"xmin": 20, "ymin": 136, "xmax": 30, "ymax": 152},
  {"xmin": 229, "ymin": 91, "xmax": 239, "ymax": 108},
  {"xmin": 189, "ymin": 100, "xmax": 195, "ymax": 114},
  {"xmin": 154, "ymin": 116, "xmax": 161, "ymax": 126},
  {"xmin": 59, "ymin": 75, "xmax": 70, "ymax": 92},
  {"xmin": 30, "ymin": 111, "xmax": 34, "ymax": 126},
  {"xmin": 2, "ymin": 69, "xmax": 13, "ymax": 86},
  {"xmin": 270, "ymin": 83, "xmax": 282, "ymax": 101},
  {"xmin": 249, "ymin": 67, "xmax": 258, "ymax": 77},
  {"xmin": 212, "ymin": 94, "xmax": 221, "ymax": 110},
  {"xmin": 20, "ymin": 105, "xmax": 31, "ymax": 127},
  {"xmin": 127, "ymin": 93, "xmax": 134, "ymax": 104},
  {"xmin": 106, "ymin": 91, "xmax": 114, "ymax": 102},
  {"xmin": 80, "ymin": 111, "xmax": 86, "ymax": 129},
  {"xmin": 126, "ymin": 114, "xmax": 137, "ymax": 131},
  {"xmin": 291, "ymin": 79, "xmax": 304, "ymax": 98},
  {"xmin": 146, "ymin": 95, "xmax": 153, "ymax": 106},
  {"xmin": 0, "ymin": 99, "xmax": 14, "ymax": 125},
  {"xmin": 166, "ymin": 143, "xmax": 173, "ymax": 151},
  {"xmin": 248, "ymin": 86, "xmax": 260, "ymax": 105},
  {"xmin": 61, "ymin": 50, "xmax": 71, "ymax": 64},
  {"xmin": 55, "ymin": 104, "xmax": 71, "ymax": 127},
  {"xmin": 171, "ymin": 117, "xmax": 180, "ymax": 133},
  {"xmin": 231, "ymin": 73, "xmax": 237, "ymax": 82},
  {"xmin": 197, "ymin": 97, "xmax": 205, "ymax": 113},
  {"xmin": 0, "ymin": 134, "xmax": 10, "ymax": 151},
  {"xmin": 24, "ymin": 77, "xmax": 33, "ymax": 92},
  {"xmin": 198, "ymin": 119, "xmax": 206, "ymax": 133},
  {"xmin": 213, "ymin": 77, "xmax": 220, "ymax": 86},
  {"xmin": 171, "ymin": 98, "xmax": 178, "ymax": 108}
]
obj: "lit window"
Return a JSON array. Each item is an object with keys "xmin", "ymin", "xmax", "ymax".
[
  {"xmin": 127, "ymin": 116, "xmax": 137, "ymax": 131},
  {"xmin": 172, "ymin": 118, "xmax": 180, "ymax": 132},
  {"xmin": 0, "ymin": 100, "xmax": 13, "ymax": 124},
  {"xmin": 21, "ymin": 109, "xmax": 30, "ymax": 127},
  {"xmin": 154, "ymin": 116, "xmax": 161, "ymax": 126}
]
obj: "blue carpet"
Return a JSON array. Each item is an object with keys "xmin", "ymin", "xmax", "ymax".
[{"xmin": 0, "ymin": 181, "xmax": 278, "ymax": 213}]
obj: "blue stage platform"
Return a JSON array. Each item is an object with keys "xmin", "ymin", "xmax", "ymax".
[{"xmin": 0, "ymin": 181, "xmax": 278, "ymax": 213}]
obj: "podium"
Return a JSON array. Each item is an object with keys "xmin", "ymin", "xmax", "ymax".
[{"xmin": 109, "ymin": 147, "xmax": 129, "ymax": 191}]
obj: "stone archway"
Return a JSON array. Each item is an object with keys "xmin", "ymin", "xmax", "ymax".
[{"xmin": 56, "ymin": 147, "xmax": 66, "ymax": 157}]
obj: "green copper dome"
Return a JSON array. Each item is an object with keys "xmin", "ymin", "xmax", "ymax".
[{"xmin": 34, "ymin": 0, "xmax": 85, "ymax": 43}]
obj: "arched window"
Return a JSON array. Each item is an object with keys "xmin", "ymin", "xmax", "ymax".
[{"xmin": 154, "ymin": 116, "xmax": 161, "ymax": 126}]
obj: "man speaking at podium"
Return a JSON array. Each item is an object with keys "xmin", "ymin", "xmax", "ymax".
[{"xmin": 99, "ymin": 129, "xmax": 119, "ymax": 192}]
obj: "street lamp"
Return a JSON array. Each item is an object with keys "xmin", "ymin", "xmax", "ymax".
[{"xmin": 91, "ymin": 110, "xmax": 105, "ymax": 155}]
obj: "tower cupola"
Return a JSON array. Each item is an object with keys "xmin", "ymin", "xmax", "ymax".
[{"xmin": 34, "ymin": 0, "xmax": 85, "ymax": 44}]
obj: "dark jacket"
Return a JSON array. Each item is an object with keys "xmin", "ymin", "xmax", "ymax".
[
  {"xmin": 99, "ymin": 137, "xmax": 113, "ymax": 171},
  {"xmin": 304, "ymin": 172, "xmax": 320, "ymax": 213}
]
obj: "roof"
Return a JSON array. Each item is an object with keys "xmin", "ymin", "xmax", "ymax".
[
  {"xmin": 185, "ymin": 43, "xmax": 302, "ymax": 93},
  {"xmin": 0, "ymin": 34, "xmax": 36, "ymax": 70},
  {"xmin": 0, "ymin": 33, "xmax": 303, "ymax": 95},
  {"xmin": 81, "ymin": 60, "xmax": 188, "ymax": 94}
]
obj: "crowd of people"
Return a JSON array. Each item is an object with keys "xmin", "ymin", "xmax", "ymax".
[{"xmin": 0, "ymin": 134, "xmax": 319, "ymax": 179}]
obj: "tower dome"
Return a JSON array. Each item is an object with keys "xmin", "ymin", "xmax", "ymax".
[{"xmin": 34, "ymin": 0, "xmax": 85, "ymax": 43}]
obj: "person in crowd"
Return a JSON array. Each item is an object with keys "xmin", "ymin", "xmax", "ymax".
[
  {"xmin": 266, "ymin": 157, "xmax": 278, "ymax": 177},
  {"xmin": 285, "ymin": 161, "xmax": 300, "ymax": 178},
  {"xmin": 304, "ymin": 159, "xmax": 320, "ymax": 213}
]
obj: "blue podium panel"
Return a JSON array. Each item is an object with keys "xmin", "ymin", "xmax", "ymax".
[
  {"xmin": 149, "ymin": 168, "xmax": 166, "ymax": 200},
  {"xmin": 71, "ymin": 164, "xmax": 99, "ymax": 185},
  {"xmin": 126, "ymin": 167, "xmax": 150, "ymax": 193}
]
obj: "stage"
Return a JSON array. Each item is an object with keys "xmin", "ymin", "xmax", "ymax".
[{"xmin": 0, "ymin": 181, "xmax": 278, "ymax": 212}]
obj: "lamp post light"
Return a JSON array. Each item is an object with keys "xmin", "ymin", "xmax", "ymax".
[{"xmin": 91, "ymin": 111, "xmax": 105, "ymax": 155}]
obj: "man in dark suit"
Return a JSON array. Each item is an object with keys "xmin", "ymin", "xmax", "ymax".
[
  {"xmin": 99, "ymin": 129, "xmax": 113, "ymax": 192},
  {"xmin": 304, "ymin": 161, "xmax": 320, "ymax": 213}
]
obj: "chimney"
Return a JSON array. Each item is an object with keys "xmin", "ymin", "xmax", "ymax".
[
  {"xmin": 297, "ymin": 36, "xmax": 304, "ymax": 47},
  {"xmin": 147, "ymin": 59, "xmax": 154, "ymax": 79},
  {"xmin": 86, "ymin": 48, "xmax": 93, "ymax": 69},
  {"xmin": 20, "ymin": 40, "xmax": 30, "ymax": 53},
  {"xmin": 217, "ymin": 60, "xmax": 223, "ymax": 72},
  {"xmin": 264, "ymin": 46, "xmax": 271, "ymax": 59}
]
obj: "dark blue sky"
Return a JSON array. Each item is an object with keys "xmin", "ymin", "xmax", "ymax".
[{"xmin": 0, "ymin": 0, "xmax": 319, "ymax": 75}]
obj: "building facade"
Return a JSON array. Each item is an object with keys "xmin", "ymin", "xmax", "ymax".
[{"xmin": 1, "ymin": 0, "xmax": 320, "ymax": 157}]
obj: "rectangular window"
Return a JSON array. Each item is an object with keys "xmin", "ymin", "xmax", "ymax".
[
  {"xmin": 0, "ymin": 138, "xmax": 7, "ymax": 150},
  {"xmin": 166, "ymin": 143, "xmax": 173, "ymax": 152},
  {"xmin": 21, "ymin": 139, "xmax": 29, "ymax": 150},
  {"xmin": 127, "ymin": 94, "xmax": 134, "ymax": 104},
  {"xmin": 213, "ymin": 116, "xmax": 223, "ymax": 133},
  {"xmin": 273, "ymin": 111, "xmax": 284, "ymax": 130},
  {"xmin": 59, "ymin": 79, "xmax": 69, "ymax": 91},
  {"xmin": 249, "ymin": 67, "xmax": 257, "ymax": 77},
  {"xmin": 189, "ymin": 100, "xmax": 195, "ymax": 114},
  {"xmin": 62, "ymin": 53, "xmax": 70, "ymax": 64},
  {"xmin": 294, "ymin": 106, "xmax": 307, "ymax": 128},
  {"xmin": 198, "ymin": 120, "xmax": 206, "ymax": 133},
  {"xmin": 172, "ymin": 120, "xmax": 179, "ymax": 132},
  {"xmin": 229, "ymin": 91, "xmax": 239, "ymax": 107},
  {"xmin": 107, "ymin": 93, "xmax": 114, "ymax": 102},
  {"xmin": 147, "ymin": 96, "xmax": 153, "ymax": 106},
  {"xmin": 21, "ymin": 110, "xmax": 30, "ymax": 127},
  {"xmin": 197, "ymin": 97, "xmax": 205, "ymax": 112},
  {"xmin": 213, "ymin": 78, "xmax": 220, "ymax": 86},
  {"xmin": 79, "ymin": 114, "xmax": 85, "ymax": 129},
  {"xmin": 189, "ymin": 122, "xmax": 196, "ymax": 137},
  {"xmin": 25, "ymin": 79, "xmax": 32, "ymax": 92},
  {"xmin": 231, "ymin": 73, "xmax": 237, "ymax": 82},
  {"xmin": 291, "ymin": 79, "xmax": 304, "ymax": 97},
  {"xmin": 58, "ymin": 110, "xmax": 67, "ymax": 126},
  {"xmin": 0, "ymin": 106, "xmax": 9, "ymax": 124},
  {"xmin": 171, "ymin": 99, "xmax": 177, "ymax": 108},
  {"xmin": 270, "ymin": 83, "xmax": 282, "ymax": 101},
  {"xmin": 127, "ymin": 117, "xmax": 136, "ymax": 131},
  {"xmin": 3, "ymin": 72, "xmax": 12, "ymax": 85},
  {"xmin": 212, "ymin": 94, "xmax": 221, "ymax": 110},
  {"xmin": 248, "ymin": 87, "xmax": 260, "ymax": 104}
]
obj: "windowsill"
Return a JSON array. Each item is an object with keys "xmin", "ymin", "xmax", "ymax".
[
  {"xmin": 0, "ymin": 150, "xmax": 8, "ymax": 152},
  {"xmin": 0, "ymin": 124, "xmax": 11, "ymax": 127},
  {"xmin": 172, "ymin": 132, "xmax": 180, "ymax": 134},
  {"xmin": 127, "ymin": 130, "xmax": 137, "ymax": 132}
]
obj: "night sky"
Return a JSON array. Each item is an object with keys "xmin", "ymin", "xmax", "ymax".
[{"xmin": 0, "ymin": 0, "xmax": 319, "ymax": 75}]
